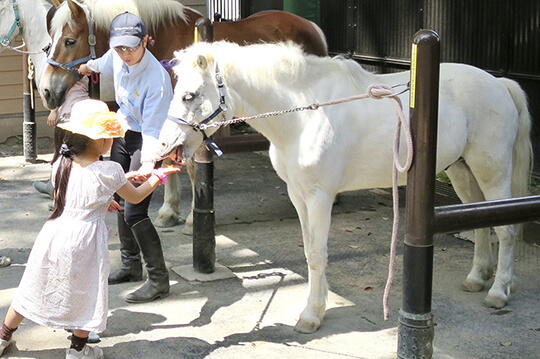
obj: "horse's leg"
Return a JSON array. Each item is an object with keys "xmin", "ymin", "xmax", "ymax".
[
  {"xmin": 181, "ymin": 158, "xmax": 195, "ymax": 235},
  {"xmin": 484, "ymin": 224, "xmax": 516, "ymax": 308},
  {"xmin": 445, "ymin": 161, "xmax": 496, "ymax": 292},
  {"xmin": 461, "ymin": 152, "xmax": 516, "ymax": 308},
  {"xmin": 154, "ymin": 158, "xmax": 183, "ymax": 227},
  {"xmin": 154, "ymin": 172, "xmax": 183, "ymax": 227},
  {"xmin": 289, "ymin": 187, "xmax": 333, "ymax": 334}
]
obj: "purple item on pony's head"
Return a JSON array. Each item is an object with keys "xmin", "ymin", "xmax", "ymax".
[{"xmin": 160, "ymin": 59, "xmax": 178, "ymax": 70}]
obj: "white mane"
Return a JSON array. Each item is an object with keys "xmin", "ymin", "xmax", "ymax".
[
  {"xmin": 173, "ymin": 41, "xmax": 376, "ymax": 94},
  {"xmin": 51, "ymin": 0, "xmax": 190, "ymax": 35}
]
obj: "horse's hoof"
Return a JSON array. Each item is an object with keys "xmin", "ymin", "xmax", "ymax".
[
  {"xmin": 154, "ymin": 216, "xmax": 185, "ymax": 228},
  {"xmin": 461, "ymin": 279, "xmax": 484, "ymax": 292},
  {"xmin": 294, "ymin": 318, "xmax": 320, "ymax": 334},
  {"xmin": 483, "ymin": 294, "xmax": 507, "ymax": 309}
]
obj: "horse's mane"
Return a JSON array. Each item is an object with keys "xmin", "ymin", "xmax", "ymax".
[
  {"xmin": 41, "ymin": 0, "xmax": 55, "ymax": 9},
  {"xmin": 52, "ymin": 0, "xmax": 190, "ymax": 35},
  {"xmin": 174, "ymin": 41, "xmax": 375, "ymax": 93}
]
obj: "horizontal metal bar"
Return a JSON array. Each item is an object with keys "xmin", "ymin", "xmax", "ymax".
[
  {"xmin": 350, "ymin": 54, "xmax": 411, "ymax": 68},
  {"xmin": 214, "ymin": 134, "xmax": 269, "ymax": 153},
  {"xmin": 434, "ymin": 195, "xmax": 540, "ymax": 234},
  {"xmin": 504, "ymin": 72, "xmax": 540, "ymax": 81}
]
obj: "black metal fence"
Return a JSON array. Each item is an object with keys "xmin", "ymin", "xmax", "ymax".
[
  {"xmin": 239, "ymin": 0, "xmax": 540, "ymax": 174},
  {"xmin": 319, "ymin": 0, "xmax": 540, "ymax": 173},
  {"xmin": 208, "ymin": 0, "xmax": 241, "ymax": 21}
]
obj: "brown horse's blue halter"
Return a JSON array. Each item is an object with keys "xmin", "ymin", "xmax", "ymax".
[
  {"xmin": 167, "ymin": 63, "xmax": 227, "ymax": 156},
  {"xmin": 46, "ymin": 13, "xmax": 97, "ymax": 81}
]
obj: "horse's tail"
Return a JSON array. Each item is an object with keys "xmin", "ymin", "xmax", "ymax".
[{"xmin": 499, "ymin": 77, "xmax": 533, "ymax": 198}]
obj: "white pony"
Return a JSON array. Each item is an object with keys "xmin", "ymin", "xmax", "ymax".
[
  {"xmin": 0, "ymin": 0, "xmax": 53, "ymax": 100},
  {"xmin": 158, "ymin": 41, "xmax": 532, "ymax": 333}
]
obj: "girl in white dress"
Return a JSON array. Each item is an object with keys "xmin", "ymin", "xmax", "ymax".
[{"xmin": 0, "ymin": 99, "xmax": 179, "ymax": 359}]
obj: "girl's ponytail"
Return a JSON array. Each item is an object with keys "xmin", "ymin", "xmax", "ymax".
[{"xmin": 49, "ymin": 133, "xmax": 91, "ymax": 220}]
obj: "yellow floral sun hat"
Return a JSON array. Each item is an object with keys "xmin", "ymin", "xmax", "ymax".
[{"xmin": 57, "ymin": 99, "xmax": 127, "ymax": 140}]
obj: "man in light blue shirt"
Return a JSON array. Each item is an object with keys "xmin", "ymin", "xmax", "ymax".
[{"xmin": 79, "ymin": 12, "xmax": 172, "ymax": 304}]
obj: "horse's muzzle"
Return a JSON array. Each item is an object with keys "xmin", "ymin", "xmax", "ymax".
[
  {"xmin": 42, "ymin": 88, "xmax": 66, "ymax": 110},
  {"xmin": 157, "ymin": 144, "xmax": 185, "ymax": 167}
]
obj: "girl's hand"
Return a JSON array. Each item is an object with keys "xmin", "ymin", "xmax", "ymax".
[
  {"xmin": 154, "ymin": 166, "xmax": 182, "ymax": 177},
  {"xmin": 126, "ymin": 162, "xmax": 155, "ymax": 183},
  {"xmin": 126, "ymin": 171, "xmax": 151, "ymax": 184},
  {"xmin": 47, "ymin": 108, "xmax": 59, "ymax": 127},
  {"xmin": 151, "ymin": 166, "xmax": 181, "ymax": 185},
  {"xmin": 126, "ymin": 166, "xmax": 181, "ymax": 184},
  {"xmin": 108, "ymin": 199, "xmax": 122, "ymax": 213}
]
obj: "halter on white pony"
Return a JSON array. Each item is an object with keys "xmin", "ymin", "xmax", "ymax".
[{"xmin": 166, "ymin": 63, "xmax": 227, "ymax": 156}]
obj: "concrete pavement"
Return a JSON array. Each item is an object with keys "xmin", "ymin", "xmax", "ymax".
[{"xmin": 0, "ymin": 150, "xmax": 539, "ymax": 359}]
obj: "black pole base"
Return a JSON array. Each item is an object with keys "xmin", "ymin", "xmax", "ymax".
[
  {"xmin": 192, "ymin": 208, "xmax": 216, "ymax": 274},
  {"xmin": 193, "ymin": 158, "xmax": 216, "ymax": 274},
  {"xmin": 23, "ymin": 121, "xmax": 37, "ymax": 162},
  {"xmin": 398, "ymin": 310, "xmax": 434, "ymax": 359}
]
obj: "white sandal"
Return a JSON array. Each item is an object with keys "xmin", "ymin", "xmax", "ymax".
[
  {"xmin": 66, "ymin": 344, "xmax": 103, "ymax": 359},
  {"xmin": 0, "ymin": 256, "xmax": 11, "ymax": 268},
  {"xmin": 0, "ymin": 338, "xmax": 12, "ymax": 356}
]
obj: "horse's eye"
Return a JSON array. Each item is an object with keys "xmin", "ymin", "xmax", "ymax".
[
  {"xmin": 64, "ymin": 38, "xmax": 76, "ymax": 47},
  {"xmin": 183, "ymin": 92, "xmax": 197, "ymax": 102}
]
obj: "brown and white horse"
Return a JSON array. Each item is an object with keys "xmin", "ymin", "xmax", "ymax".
[{"xmin": 40, "ymin": 0, "xmax": 327, "ymax": 229}]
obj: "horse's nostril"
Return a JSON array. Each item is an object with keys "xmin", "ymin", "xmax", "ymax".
[{"xmin": 43, "ymin": 89, "xmax": 50, "ymax": 100}]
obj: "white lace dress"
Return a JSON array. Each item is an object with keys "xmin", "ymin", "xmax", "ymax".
[{"xmin": 12, "ymin": 160, "xmax": 127, "ymax": 332}]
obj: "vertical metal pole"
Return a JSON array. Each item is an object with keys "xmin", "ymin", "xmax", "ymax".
[
  {"xmin": 192, "ymin": 17, "xmax": 216, "ymax": 274},
  {"xmin": 398, "ymin": 30, "xmax": 440, "ymax": 359},
  {"xmin": 22, "ymin": 51, "xmax": 36, "ymax": 162}
]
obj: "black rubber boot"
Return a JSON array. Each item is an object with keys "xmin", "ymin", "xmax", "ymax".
[
  {"xmin": 33, "ymin": 177, "xmax": 53, "ymax": 198},
  {"xmin": 125, "ymin": 218, "xmax": 170, "ymax": 303},
  {"xmin": 108, "ymin": 211, "xmax": 143, "ymax": 285}
]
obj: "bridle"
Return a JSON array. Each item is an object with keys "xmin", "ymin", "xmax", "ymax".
[
  {"xmin": 1, "ymin": 0, "xmax": 23, "ymax": 48},
  {"xmin": 46, "ymin": 12, "xmax": 97, "ymax": 81},
  {"xmin": 167, "ymin": 63, "xmax": 227, "ymax": 156}
]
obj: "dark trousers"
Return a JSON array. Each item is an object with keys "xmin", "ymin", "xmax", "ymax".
[{"xmin": 111, "ymin": 130, "xmax": 153, "ymax": 226}]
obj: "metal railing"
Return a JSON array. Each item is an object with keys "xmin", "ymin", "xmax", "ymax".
[{"xmin": 207, "ymin": 0, "xmax": 241, "ymax": 21}]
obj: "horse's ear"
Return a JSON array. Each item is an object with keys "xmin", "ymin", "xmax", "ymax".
[
  {"xmin": 51, "ymin": 0, "xmax": 63, "ymax": 8},
  {"xmin": 67, "ymin": 0, "xmax": 83, "ymax": 18},
  {"xmin": 196, "ymin": 55, "xmax": 208, "ymax": 70},
  {"xmin": 47, "ymin": 6, "xmax": 57, "ymax": 33}
]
